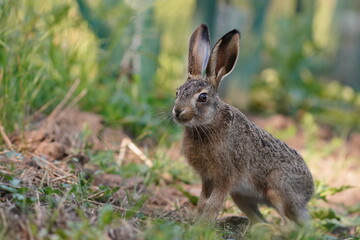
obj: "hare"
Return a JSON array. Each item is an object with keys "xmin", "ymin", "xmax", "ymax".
[{"xmin": 172, "ymin": 24, "xmax": 314, "ymax": 225}]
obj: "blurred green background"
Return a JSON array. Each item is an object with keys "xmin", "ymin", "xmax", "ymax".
[{"xmin": 1, "ymin": 0, "xmax": 359, "ymax": 141}]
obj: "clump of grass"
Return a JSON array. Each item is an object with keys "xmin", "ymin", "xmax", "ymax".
[
  {"xmin": 2, "ymin": 127, "xmax": 360, "ymax": 240},
  {"xmin": 0, "ymin": 1, "xmax": 99, "ymax": 133},
  {"xmin": 0, "ymin": 0, "xmax": 180, "ymax": 145}
]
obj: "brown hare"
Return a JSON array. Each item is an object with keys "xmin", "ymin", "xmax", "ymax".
[{"xmin": 172, "ymin": 24, "xmax": 314, "ymax": 225}]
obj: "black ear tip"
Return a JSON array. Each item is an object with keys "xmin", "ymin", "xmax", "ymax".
[
  {"xmin": 230, "ymin": 29, "xmax": 241, "ymax": 38},
  {"xmin": 199, "ymin": 23, "xmax": 209, "ymax": 30},
  {"xmin": 220, "ymin": 29, "xmax": 240, "ymax": 42},
  {"xmin": 198, "ymin": 24, "xmax": 210, "ymax": 40},
  {"xmin": 193, "ymin": 24, "xmax": 209, "ymax": 34}
]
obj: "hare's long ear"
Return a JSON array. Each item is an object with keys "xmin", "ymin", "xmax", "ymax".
[
  {"xmin": 188, "ymin": 24, "xmax": 211, "ymax": 79},
  {"xmin": 206, "ymin": 29, "xmax": 240, "ymax": 89}
]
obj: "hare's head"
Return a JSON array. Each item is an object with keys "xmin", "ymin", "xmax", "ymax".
[{"xmin": 173, "ymin": 24, "xmax": 240, "ymax": 127}]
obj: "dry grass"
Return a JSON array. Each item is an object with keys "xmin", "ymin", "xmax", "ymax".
[{"xmin": 0, "ymin": 110, "xmax": 359, "ymax": 240}]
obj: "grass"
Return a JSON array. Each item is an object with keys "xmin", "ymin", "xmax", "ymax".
[
  {"xmin": 0, "ymin": 0, "xmax": 173, "ymax": 139},
  {"xmin": 0, "ymin": 0, "xmax": 98, "ymax": 132},
  {"xmin": 1, "ymin": 118, "xmax": 360, "ymax": 239}
]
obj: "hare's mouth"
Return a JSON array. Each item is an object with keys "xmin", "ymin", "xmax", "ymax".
[
  {"xmin": 173, "ymin": 114, "xmax": 194, "ymax": 125},
  {"xmin": 172, "ymin": 107, "xmax": 194, "ymax": 125}
]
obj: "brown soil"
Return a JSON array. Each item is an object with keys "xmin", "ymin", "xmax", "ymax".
[
  {"xmin": 1, "ymin": 109, "xmax": 359, "ymax": 239},
  {"xmin": 5, "ymin": 110, "xmax": 360, "ymax": 209}
]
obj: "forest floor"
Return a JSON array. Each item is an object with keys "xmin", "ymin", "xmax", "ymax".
[{"xmin": 0, "ymin": 108, "xmax": 359, "ymax": 239}]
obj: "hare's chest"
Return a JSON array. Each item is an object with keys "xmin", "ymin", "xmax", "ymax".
[{"xmin": 183, "ymin": 141, "xmax": 231, "ymax": 178}]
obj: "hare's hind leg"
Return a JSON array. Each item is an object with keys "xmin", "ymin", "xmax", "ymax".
[
  {"xmin": 266, "ymin": 188, "xmax": 288, "ymax": 223},
  {"xmin": 267, "ymin": 188, "xmax": 310, "ymax": 225},
  {"xmin": 293, "ymin": 208, "xmax": 310, "ymax": 226},
  {"xmin": 230, "ymin": 193, "xmax": 267, "ymax": 224}
]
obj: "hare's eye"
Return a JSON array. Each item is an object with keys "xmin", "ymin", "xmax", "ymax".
[{"xmin": 197, "ymin": 93, "xmax": 207, "ymax": 102}]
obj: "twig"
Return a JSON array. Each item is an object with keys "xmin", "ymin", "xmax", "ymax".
[
  {"xmin": 26, "ymin": 219, "xmax": 35, "ymax": 240},
  {"xmin": 33, "ymin": 98, "xmax": 56, "ymax": 116},
  {"xmin": 0, "ymin": 124, "xmax": 13, "ymax": 150},
  {"xmin": 29, "ymin": 152, "xmax": 76, "ymax": 178},
  {"xmin": 117, "ymin": 137, "xmax": 129, "ymax": 167},
  {"xmin": 67, "ymin": 88, "xmax": 88, "ymax": 109},
  {"xmin": 19, "ymin": 168, "xmax": 32, "ymax": 178},
  {"xmin": 48, "ymin": 171, "xmax": 77, "ymax": 184},
  {"xmin": 39, "ymin": 170, "xmax": 49, "ymax": 188},
  {"xmin": 128, "ymin": 141, "xmax": 153, "ymax": 167},
  {"xmin": 47, "ymin": 79, "xmax": 80, "ymax": 122},
  {"xmin": 117, "ymin": 137, "xmax": 153, "ymax": 167},
  {"xmin": 160, "ymin": 202, "xmax": 189, "ymax": 218},
  {"xmin": 87, "ymin": 190, "xmax": 107, "ymax": 200},
  {"xmin": 17, "ymin": 219, "xmax": 27, "ymax": 236},
  {"xmin": 0, "ymin": 169, "xmax": 11, "ymax": 175},
  {"xmin": 51, "ymin": 174, "xmax": 75, "ymax": 183},
  {"xmin": 87, "ymin": 199, "xmax": 127, "ymax": 212},
  {"xmin": 0, "ymin": 208, "xmax": 7, "ymax": 228}
]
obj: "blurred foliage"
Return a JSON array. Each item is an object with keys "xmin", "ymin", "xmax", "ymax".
[
  {"xmin": 0, "ymin": 0, "xmax": 182, "ymax": 140},
  {"xmin": 1, "ymin": 0, "xmax": 359, "ymax": 141},
  {"xmin": 1, "ymin": 1, "xmax": 360, "ymax": 239},
  {"xmin": 248, "ymin": 0, "xmax": 360, "ymax": 130},
  {"xmin": 314, "ymin": 180, "xmax": 353, "ymax": 202},
  {"xmin": 0, "ymin": 0, "xmax": 97, "ymax": 130}
]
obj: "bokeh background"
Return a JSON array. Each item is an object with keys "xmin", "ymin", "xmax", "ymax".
[
  {"xmin": 1, "ymin": 0, "xmax": 359, "ymax": 136},
  {"xmin": 1, "ymin": 0, "xmax": 360, "ymax": 239}
]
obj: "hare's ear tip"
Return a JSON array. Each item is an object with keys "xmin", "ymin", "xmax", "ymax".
[
  {"xmin": 196, "ymin": 24, "xmax": 210, "ymax": 41},
  {"xmin": 192, "ymin": 24, "xmax": 209, "ymax": 36},
  {"xmin": 196, "ymin": 24, "xmax": 209, "ymax": 33},
  {"xmin": 199, "ymin": 23, "xmax": 209, "ymax": 29},
  {"xmin": 230, "ymin": 29, "xmax": 241, "ymax": 38}
]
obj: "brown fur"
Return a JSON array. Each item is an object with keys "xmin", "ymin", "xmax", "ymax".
[
  {"xmin": 188, "ymin": 24, "xmax": 211, "ymax": 79},
  {"xmin": 173, "ymin": 24, "xmax": 314, "ymax": 225}
]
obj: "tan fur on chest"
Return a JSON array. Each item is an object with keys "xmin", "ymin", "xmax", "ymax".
[{"xmin": 183, "ymin": 138, "xmax": 231, "ymax": 179}]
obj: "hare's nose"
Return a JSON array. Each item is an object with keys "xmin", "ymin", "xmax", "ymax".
[{"xmin": 174, "ymin": 107, "xmax": 184, "ymax": 118}]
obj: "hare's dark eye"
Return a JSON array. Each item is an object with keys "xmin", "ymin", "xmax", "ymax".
[{"xmin": 197, "ymin": 93, "xmax": 207, "ymax": 102}]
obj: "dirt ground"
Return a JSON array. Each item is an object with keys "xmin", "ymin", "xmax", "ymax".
[
  {"xmin": 4, "ymin": 109, "xmax": 360, "ymax": 209},
  {"xmin": 1, "ymin": 108, "xmax": 359, "ymax": 239}
]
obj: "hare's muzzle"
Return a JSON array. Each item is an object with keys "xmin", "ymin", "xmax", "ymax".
[
  {"xmin": 174, "ymin": 107, "xmax": 183, "ymax": 118},
  {"xmin": 172, "ymin": 106, "xmax": 193, "ymax": 124}
]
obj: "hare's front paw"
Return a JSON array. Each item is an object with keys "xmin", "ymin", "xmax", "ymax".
[
  {"xmin": 194, "ymin": 215, "xmax": 216, "ymax": 228},
  {"xmin": 195, "ymin": 209, "xmax": 219, "ymax": 226}
]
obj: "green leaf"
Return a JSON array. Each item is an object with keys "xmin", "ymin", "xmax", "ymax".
[
  {"xmin": 98, "ymin": 205, "xmax": 115, "ymax": 227},
  {"xmin": 41, "ymin": 186, "xmax": 62, "ymax": 195},
  {"xmin": 314, "ymin": 180, "xmax": 353, "ymax": 202},
  {"xmin": 312, "ymin": 208, "xmax": 340, "ymax": 220},
  {"xmin": 0, "ymin": 184, "xmax": 17, "ymax": 193},
  {"xmin": 9, "ymin": 178, "xmax": 20, "ymax": 186},
  {"xmin": 317, "ymin": 219, "xmax": 346, "ymax": 233}
]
